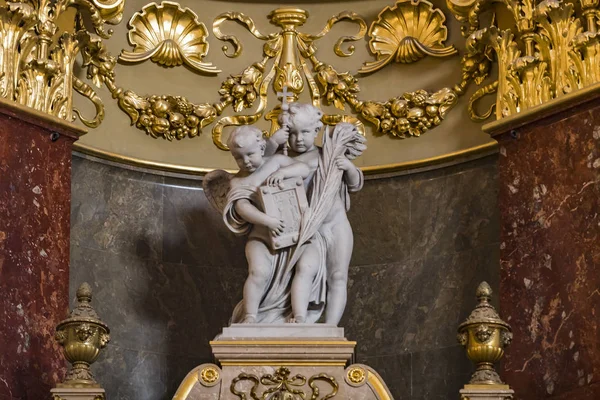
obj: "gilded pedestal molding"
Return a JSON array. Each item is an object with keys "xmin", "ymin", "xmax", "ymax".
[{"xmin": 173, "ymin": 325, "xmax": 395, "ymax": 399}]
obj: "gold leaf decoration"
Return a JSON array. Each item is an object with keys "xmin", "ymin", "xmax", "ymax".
[
  {"xmin": 360, "ymin": 0, "xmax": 457, "ymax": 73},
  {"xmin": 96, "ymin": 6, "xmax": 460, "ymax": 146},
  {"xmin": 119, "ymin": 1, "xmax": 220, "ymax": 74}
]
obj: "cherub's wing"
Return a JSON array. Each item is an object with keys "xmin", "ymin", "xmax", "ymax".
[{"xmin": 202, "ymin": 169, "xmax": 234, "ymax": 214}]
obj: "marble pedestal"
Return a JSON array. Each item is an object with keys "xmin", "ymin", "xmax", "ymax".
[
  {"xmin": 484, "ymin": 86, "xmax": 600, "ymax": 399},
  {"xmin": 173, "ymin": 325, "xmax": 394, "ymax": 400},
  {"xmin": 460, "ymin": 384, "xmax": 514, "ymax": 400},
  {"xmin": 50, "ymin": 387, "xmax": 106, "ymax": 400},
  {"xmin": 0, "ymin": 99, "xmax": 85, "ymax": 398}
]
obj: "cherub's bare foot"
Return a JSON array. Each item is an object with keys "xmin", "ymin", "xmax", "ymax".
[
  {"xmin": 286, "ymin": 316, "xmax": 305, "ymax": 323},
  {"xmin": 286, "ymin": 317, "xmax": 297, "ymax": 323},
  {"xmin": 242, "ymin": 315, "xmax": 256, "ymax": 323}
]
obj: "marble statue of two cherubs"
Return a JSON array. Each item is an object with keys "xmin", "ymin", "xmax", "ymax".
[{"xmin": 203, "ymin": 103, "xmax": 366, "ymax": 325}]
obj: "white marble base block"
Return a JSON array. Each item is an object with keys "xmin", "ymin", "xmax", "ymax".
[
  {"xmin": 173, "ymin": 325, "xmax": 394, "ymax": 400},
  {"xmin": 50, "ymin": 387, "xmax": 106, "ymax": 400},
  {"xmin": 460, "ymin": 384, "xmax": 515, "ymax": 400}
]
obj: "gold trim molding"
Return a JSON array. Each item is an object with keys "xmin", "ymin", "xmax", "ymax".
[
  {"xmin": 482, "ymin": 81, "xmax": 600, "ymax": 136},
  {"xmin": 73, "ymin": 141, "xmax": 498, "ymax": 177}
]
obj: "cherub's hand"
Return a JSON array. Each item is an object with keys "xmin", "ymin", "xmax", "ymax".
[
  {"xmin": 266, "ymin": 216, "xmax": 285, "ymax": 235},
  {"xmin": 267, "ymin": 171, "xmax": 285, "ymax": 187},
  {"xmin": 271, "ymin": 125, "xmax": 290, "ymax": 146},
  {"xmin": 335, "ymin": 156, "xmax": 354, "ymax": 171}
]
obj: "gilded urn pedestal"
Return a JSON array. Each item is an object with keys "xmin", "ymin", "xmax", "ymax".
[
  {"xmin": 457, "ymin": 282, "xmax": 514, "ymax": 400},
  {"xmin": 173, "ymin": 325, "xmax": 394, "ymax": 399},
  {"xmin": 51, "ymin": 283, "xmax": 110, "ymax": 400}
]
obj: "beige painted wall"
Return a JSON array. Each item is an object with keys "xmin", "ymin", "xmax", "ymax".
[{"xmin": 73, "ymin": 0, "xmax": 495, "ymax": 174}]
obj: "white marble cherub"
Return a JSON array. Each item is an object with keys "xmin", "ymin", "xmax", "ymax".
[
  {"xmin": 266, "ymin": 103, "xmax": 367, "ymax": 325},
  {"xmin": 215, "ymin": 125, "xmax": 311, "ymax": 323}
]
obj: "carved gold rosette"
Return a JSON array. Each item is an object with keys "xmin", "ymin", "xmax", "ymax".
[
  {"xmin": 457, "ymin": 282, "xmax": 512, "ymax": 385},
  {"xmin": 55, "ymin": 283, "xmax": 110, "ymax": 388}
]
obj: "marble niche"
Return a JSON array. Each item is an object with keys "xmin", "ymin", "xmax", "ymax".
[{"xmin": 69, "ymin": 153, "xmax": 500, "ymax": 399}]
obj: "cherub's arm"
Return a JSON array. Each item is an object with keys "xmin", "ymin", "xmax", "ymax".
[
  {"xmin": 266, "ymin": 156, "xmax": 310, "ymax": 186},
  {"xmin": 335, "ymin": 157, "xmax": 363, "ymax": 192},
  {"xmin": 264, "ymin": 126, "xmax": 289, "ymax": 156},
  {"xmin": 235, "ymin": 199, "xmax": 272, "ymax": 227},
  {"xmin": 279, "ymin": 159, "xmax": 310, "ymax": 179}
]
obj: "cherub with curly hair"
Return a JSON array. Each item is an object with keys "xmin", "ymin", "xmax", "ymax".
[
  {"xmin": 267, "ymin": 103, "xmax": 367, "ymax": 325},
  {"xmin": 223, "ymin": 125, "xmax": 311, "ymax": 323}
]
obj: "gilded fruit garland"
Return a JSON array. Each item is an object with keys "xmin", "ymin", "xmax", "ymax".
[
  {"xmin": 90, "ymin": 0, "xmax": 470, "ymax": 150},
  {"xmin": 5, "ymin": 0, "xmax": 592, "ymax": 149}
]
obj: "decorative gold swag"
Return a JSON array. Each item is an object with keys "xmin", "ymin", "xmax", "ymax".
[{"xmin": 1, "ymin": 0, "xmax": 598, "ymax": 149}]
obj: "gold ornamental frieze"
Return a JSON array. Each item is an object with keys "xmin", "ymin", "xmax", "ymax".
[
  {"xmin": 0, "ymin": 0, "xmax": 508, "ymax": 173},
  {"xmin": 90, "ymin": 1, "xmax": 467, "ymax": 149}
]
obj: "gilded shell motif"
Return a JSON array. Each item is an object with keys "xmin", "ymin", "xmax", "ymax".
[
  {"xmin": 119, "ymin": 1, "xmax": 220, "ymax": 74},
  {"xmin": 359, "ymin": 0, "xmax": 457, "ymax": 73}
]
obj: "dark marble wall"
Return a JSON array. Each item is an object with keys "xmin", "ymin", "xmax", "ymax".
[
  {"xmin": 496, "ymin": 101, "xmax": 600, "ymax": 399},
  {"xmin": 70, "ymin": 154, "xmax": 500, "ymax": 400}
]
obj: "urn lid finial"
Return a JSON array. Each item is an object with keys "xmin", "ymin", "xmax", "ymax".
[
  {"xmin": 458, "ymin": 281, "xmax": 511, "ymax": 332},
  {"xmin": 476, "ymin": 281, "xmax": 492, "ymax": 303},
  {"xmin": 76, "ymin": 282, "xmax": 93, "ymax": 302},
  {"xmin": 56, "ymin": 282, "xmax": 109, "ymax": 332}
]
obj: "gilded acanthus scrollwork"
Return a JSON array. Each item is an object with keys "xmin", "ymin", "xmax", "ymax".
[
  {"xmin": 447, "ymin": 0, "xmax": 600, "ymax": 120},
  {"xmin": 0, "ymin": 0, "xmax": 124, "ymax": 127}
]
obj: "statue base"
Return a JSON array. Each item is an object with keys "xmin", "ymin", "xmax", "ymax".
[
  {"xmin": 459, "ymin": 384, "xmax": 514, "ymax": 400},
  {"xmin": 173, "ymin": 324, "xmax": 394, "ymax": 399},
  {"xmin": 50, "ymin": 387, "xmax": 106, "ymax": 400}
]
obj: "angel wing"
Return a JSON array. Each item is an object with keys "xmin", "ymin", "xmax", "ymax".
[{"xmin": 202, "ymin": 169, "xmax": 234, "ymax": 214}]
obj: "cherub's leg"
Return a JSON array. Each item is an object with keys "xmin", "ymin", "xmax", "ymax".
[
  {"xmin": 243, "ymin": 239, "xmax": 274, "ymax": 323},
  {"xmin": 290, "ymin": 243, "xmax": 320, "ymax": 323},
  {"xmin": 325, "ymin": 222, "xmax": 353, "ymax": 325}
]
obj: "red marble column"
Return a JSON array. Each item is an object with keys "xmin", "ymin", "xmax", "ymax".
[
  {"xmin": 487, "ymin": 92, "xmax": 600, "ymax": 399},
  {"xmin": 0, "ymin": 100, "xmax": 85, "ymax": 399}
]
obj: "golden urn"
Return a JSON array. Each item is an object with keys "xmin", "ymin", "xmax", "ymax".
[
  {"xmin": 55, "ymin": 283, "xmax": 110, "ymax": 388},
  {"xmin": 457, "ymin": 282, "xmax": 512, "ymax": 385}
]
